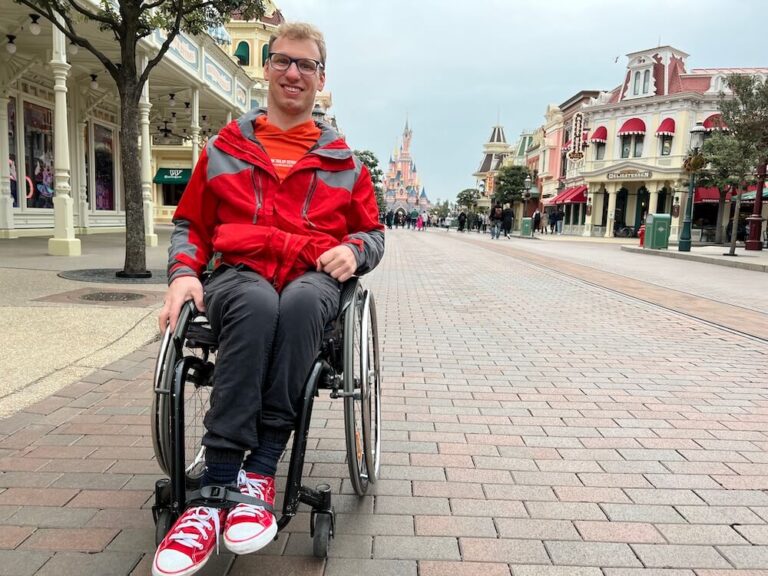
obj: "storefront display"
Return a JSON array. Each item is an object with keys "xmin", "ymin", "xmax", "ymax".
[
  {"xmin": 23, "ymin": 101, "xmax": 54, "ymax": 209},
  {"xmin": 93, "ymin": 123, "xmax": 115, "ymax": 210}
]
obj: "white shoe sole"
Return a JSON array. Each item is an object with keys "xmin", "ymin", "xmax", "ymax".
[
  {"xmin": 223, "ymin": 522, "xmax": 278, "ymax": 555},
  {"xmin": 152, "ymin": 550, "xmax": 212, "ymax": 576}
]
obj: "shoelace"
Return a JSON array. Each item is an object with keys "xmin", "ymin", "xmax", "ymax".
[
  {"xmin": 229, "ymin": 470, "xmax": 270, "ymax": 521},
  {"xmin": 169, "ymin": 506, "xmax": 221, "ymax": 553}
]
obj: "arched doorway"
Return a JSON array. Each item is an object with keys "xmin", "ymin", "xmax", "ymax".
[{"xmin": 635, "ymin": 186, "xmax": 650, "ymax": 228}]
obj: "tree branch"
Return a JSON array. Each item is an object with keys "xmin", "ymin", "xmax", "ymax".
[
  {"xmin": 138, "ymin": 0, "xmax": 184, "ymax": 87},
  {"xmin": 14, "ymin": 0, "xmax": 119, "ymax": 78},
  {"xmin": 65, "ymin": 0, "xmax": 116, "ymax": 27}
]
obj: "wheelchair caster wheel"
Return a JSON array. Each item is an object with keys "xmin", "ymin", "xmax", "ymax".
[
  {"xmin": 312, "ymin": 512, "xmax": 333, "ymax": 558},
  {"xmin": 154, "ymin": 509, "xmax": 175, "ymax": 546}
]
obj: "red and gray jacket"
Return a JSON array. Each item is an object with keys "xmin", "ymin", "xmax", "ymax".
[{"xmin": 168, "ymin": 109, "xmax": 385, "ymax": 291}]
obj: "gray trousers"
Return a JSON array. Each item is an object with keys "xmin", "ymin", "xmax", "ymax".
[{"xmin": 201, "ymin": 266, "xmax": 341, "ymax": 452}]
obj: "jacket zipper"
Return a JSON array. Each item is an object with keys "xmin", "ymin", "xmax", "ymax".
[
  {"xmin": 251, "ymin": 167, "xmax": 263, "ymax": 223},
  {"xmin": 301, "ymin": 173, "xmax": 318, "ymax": 228}
]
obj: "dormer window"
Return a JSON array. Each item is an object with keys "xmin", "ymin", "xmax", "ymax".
[{"xmin": 626, "ymin": 57, "xmax": 655, "ymax": 99}]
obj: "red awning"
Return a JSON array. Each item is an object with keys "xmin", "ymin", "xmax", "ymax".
[
  {"xmin": 694, "ymin": 186, "xmax": 732, "ymax": 203},
  {"xmin": 564, "ymin": 185, "xmax": 588, "ymax": 204},
  {"xmin": 542, "ymin": 195, "xmax": 558, "ymax": 206},
  {"xmin": 656, "ymin": 118, "xmax": 675, "ymax": 137},
  {"xmin": 617, "ymin": 118, "xmax": 646, "ymax": 135},
  {"xmin": 561, "ymin": 139, "xmax": 571, "ymax": 152},
  {"xmin": 590, "ymin": 126, "xmax": 607, "ymax": 144},
  {"xmin": 703, "ymin": 114, "xmax": 727, "ymax": 131},
  {"xmin": 554, "ymin": 185, "xmax": 588, "ymax": 204},
  {"xmin": 552, "ymin": 187, "xmax": 573, "ymax": 204}
]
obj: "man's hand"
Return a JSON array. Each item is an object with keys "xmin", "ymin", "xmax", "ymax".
[
  {"xmin": 316, "ymin": 245, "xmax": 357, "ymax": 282},
  {"xmin": 158, "ymin": 276, "xmax": 204, "ymax": 333}
]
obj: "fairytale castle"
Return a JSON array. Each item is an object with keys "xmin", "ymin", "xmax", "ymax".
[{"xmin": 384, "ymin": 121, "xmax": 432, "ymax": 216}]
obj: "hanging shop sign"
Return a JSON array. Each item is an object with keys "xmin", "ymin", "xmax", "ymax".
[{"xmin": 568, "ymin": 112, "xmax": 584, "ymax": 160}]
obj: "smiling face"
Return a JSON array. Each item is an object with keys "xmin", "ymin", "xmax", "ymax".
[{"xmin": 264, "ymin": 36, "xmax": 326, "ymax": 129}]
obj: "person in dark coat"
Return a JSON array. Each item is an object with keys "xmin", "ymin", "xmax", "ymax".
[{"xmin": 501, "ymin": 205, "xmax": 514, "ymax": 238}]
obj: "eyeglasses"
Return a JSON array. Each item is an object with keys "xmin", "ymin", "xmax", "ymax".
[{"xmin": 267, "ymin": 52, "xmax": 324, "ymax": 75}]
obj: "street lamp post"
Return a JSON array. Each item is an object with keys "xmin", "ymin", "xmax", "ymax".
[
  {"xmin": 522, "ymin": 175, "xmax": 532, "ymax": 233},
  {"xmin": 678, "ymin": 122, "xmax": 707, "ymax": 252}
]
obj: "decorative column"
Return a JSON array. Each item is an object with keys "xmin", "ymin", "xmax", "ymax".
[
  {"xmin": 48, "ymin": 21, "xmax": 80, "ymax": 256},
  {"xmin": 191, "ymin": 88, "xmax": 200, "ymax": 167},
  {"xmin": 582, "ymin": 187, "xmax": 594, "ymax": 237},
  {"xmin": 604, "ymin": 184, "xmax": 618, "ymax": 238},
  {"xmin": 0, "ymin": 93, "xmax": 14, "ymax": 235},
  {"xmin": 139, "ymin": 54, "xmax": 157, "ymax": 247},
  {"xmin": 649, "ymin": 186, "xmax": 660, "ymax": 215},
  {"xmin": 76, "ymin": 119, "xmax": 89, "ymax": 228}
]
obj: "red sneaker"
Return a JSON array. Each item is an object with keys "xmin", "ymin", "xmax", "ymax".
[
  {"xmin": 152, "ymin": 506, "xmax": 225, "ymax": 576},
  {"xmin": 223, "ymin": 470, "xmax": 277, "ymax": 554}
]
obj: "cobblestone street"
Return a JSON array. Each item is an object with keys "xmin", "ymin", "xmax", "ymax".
[{"xmin": 1, "ymin": 229, "xmax": 767, "ymax": 575}]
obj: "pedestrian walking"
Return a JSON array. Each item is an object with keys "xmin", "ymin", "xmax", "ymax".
[
  {"xmin": 489, "ymin": 202, "xmax": 503, "ymax": 239},
  {"xmin": 502, "ymin": 205, "xmax": 514, "ymax": 238},
  {"xmin": 556, "ymin": 208, "xmax": 564, "ymax": 234},
  {"xmin": 533, "ymin": 208, "xmax": 542, "ymax": 234},
  {"xmin": 548, "ymin": 210, "xmax": 557, "ymax": 234}
]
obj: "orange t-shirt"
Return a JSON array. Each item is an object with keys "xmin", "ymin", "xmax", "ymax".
[{"xmin": 254, "ymin": 116, "xmax": 321, "ymax": 181}]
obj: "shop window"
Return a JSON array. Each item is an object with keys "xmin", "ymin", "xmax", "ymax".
[
  {"xmin": 595, "ymin": 142, "xmax": 606, "ymax": 160},
  {"xmin": 93, "ymin": 123, "xmax": 115, "ymax": 210},
  {"xmin": 234, "ymin": 41, "xmax": 250, "ymax": 66},
  {"xmin": 621, "ymin": 135, "xmax": 631, "ymax": 158},
  {"xmin": 660, "ymin": 135, "xmax": 673, "ymax": 156},
  {"xmin": 162, "ymin": 183, "xmax": 186, "ymax": 206},
  {"xmin": 7, "ymin": 97, "xmax": 18, "ymax": 207},
  {"xmin": 621, "ymin": 135, "xmax": 643, "ymax": 158},
  {"xmin": 261, "ymin": 44, "xmax": 269, "ymax": 66},
  {"xmin": 23, "ymin": 101, "xmax": 54, "ymax": 209}
]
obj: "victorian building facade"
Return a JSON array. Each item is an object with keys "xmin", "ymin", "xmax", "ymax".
[
  {"xmin": 520, "ymin": 46, "xmax": 767, "ymax": 240},
  {"xmin": 0, "ymin": 0, "xmax": 338, "ymax": 251},
  {"xmin": 473, "ymin": 125, "xmax": 511, "ymax": 210}
]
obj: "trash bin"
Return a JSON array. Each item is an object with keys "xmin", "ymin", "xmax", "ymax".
[
  {"xmin": 521, "ymin": 217, "xmax": 532, "ymax": 237},
  {"xmin": 645, "ymin": 213, "xmax": 671, "ymax": 249}
]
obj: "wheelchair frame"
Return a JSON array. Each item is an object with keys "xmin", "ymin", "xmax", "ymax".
[{"xmin": 150, "ymin": 277, "xmax": 381, "ymax": 557}]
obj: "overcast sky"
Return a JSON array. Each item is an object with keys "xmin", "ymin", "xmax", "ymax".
[{"xmin": 277, "ymin": 0, "xmax": 765, "ymax": 204}]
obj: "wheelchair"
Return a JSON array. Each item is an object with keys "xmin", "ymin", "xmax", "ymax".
[{"xmin": 150, "ymin": 277, "xmax": 381, "ymax": 558}]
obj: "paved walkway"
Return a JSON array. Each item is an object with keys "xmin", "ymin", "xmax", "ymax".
[{"xmin": 1, "ymin": 229, "xmax": 767, "ymax": 575}]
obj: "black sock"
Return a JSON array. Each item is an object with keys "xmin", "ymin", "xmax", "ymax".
[
  {"xmin": 243, "ymin": 428, "xmax": 292, "ymax": 477},
  {"xmin": 200, "ymin": 447, "xmax": 243, "ymax": 487}
]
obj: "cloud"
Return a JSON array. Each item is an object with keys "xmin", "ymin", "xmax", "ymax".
[{"xmin": 276, "ymin": 0, "xmax": 766, "ymax": 202}]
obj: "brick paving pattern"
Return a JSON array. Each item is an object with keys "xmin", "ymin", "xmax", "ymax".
[{"xmin": 1, "ymin": 229, "xmax": 768, "ymax": 575}]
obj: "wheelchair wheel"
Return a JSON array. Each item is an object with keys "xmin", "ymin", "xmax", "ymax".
[
  {"xmin": 343, "ymin": 284, "xmax": 373, "ymax": 495},
  {"xmin": 361, "ymin": 290, "xmax": 382, "ymax": 483},
  {"xmin": 151, "ymin": 303, "xmax": 214, "ymax": 488},
  {"xmin": 312, "ymin": 512, "xmax": 333, "ymax": 558}
]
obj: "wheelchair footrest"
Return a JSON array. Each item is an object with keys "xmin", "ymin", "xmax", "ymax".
[{"xmin": 187, "ymin": 484, "xmax": 274, "ymax": 513}]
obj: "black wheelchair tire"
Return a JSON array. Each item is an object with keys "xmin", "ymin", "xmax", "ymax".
[
  {"xmin": 155, "ymin": 509, "xmax": 175, "ymax": 546},
  {"xmin": 151, "ymin": 304, "xmax": 213, "ymax": 487},
  {"xmin": 343, "ymin": 283, "xmax": 372, "ymax": 496},
  {"xmin": 312, "ymin": 512, "xmax": 333, "ymax": 558},
  {"xmin": 361, "ymin": 291, "xmax": 382, "ymax": 483}
]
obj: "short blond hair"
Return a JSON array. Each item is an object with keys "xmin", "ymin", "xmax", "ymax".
[{"xmin": 269, "ymin": 22, "xmax": 326, "ymax": 66}]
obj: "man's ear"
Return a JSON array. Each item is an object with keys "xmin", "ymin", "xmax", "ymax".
[{"xmin": 317, "ymin": 70, "xmax": 326, "ymax": 92}]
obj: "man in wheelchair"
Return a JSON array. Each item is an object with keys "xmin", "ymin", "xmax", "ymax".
[{"xmin": 154, "ymin": 22, "xmax": 384, "ymax": 576}]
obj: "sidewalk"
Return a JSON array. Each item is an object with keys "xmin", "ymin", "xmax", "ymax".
[
  {"xmin": 502, "ymin": 229, "xmax": 768, "ymax": 273},
  {"xmin": 0, "ymin": 231, "xmax": 170, "ymax": 417}
]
